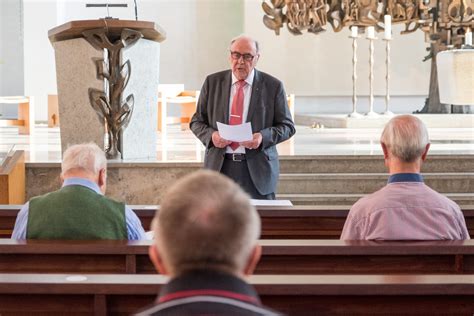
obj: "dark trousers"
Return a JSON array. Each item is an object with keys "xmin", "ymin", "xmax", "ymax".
[{"xmin": 220, "ymin": 159, "xmax": 275, "ymax": 200}]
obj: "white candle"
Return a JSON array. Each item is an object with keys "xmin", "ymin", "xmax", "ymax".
[
  {"xmin": 384, "ymin": 15, "xmax": 392, "ymax": 39},
  {"xmin": 466, "ymin": 30, "xmax": 472, "ymax": 46},
  {"xmin": 351, "ymin": 26, "xmax": 358, "ymax": 38},
  {"xmin": 367, "ymin": 26, "xmax": 375, "ymax": 39}
]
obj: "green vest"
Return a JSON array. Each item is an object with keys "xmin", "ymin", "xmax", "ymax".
[{"xmin": 27, "ymin": 185, "xmax": 127, "ymax": 240}]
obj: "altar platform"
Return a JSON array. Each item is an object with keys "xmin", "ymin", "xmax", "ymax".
[
  {"xmin": 2, "ymin": 121, "xmax": 473, "ymax": 205},
  {"xmin": 296, "ymin": 113, "xmax": 474, "ymax": 129},
  {"xmin": 2, "ymin": 121, "xmax": 474, "ymax": 163}
]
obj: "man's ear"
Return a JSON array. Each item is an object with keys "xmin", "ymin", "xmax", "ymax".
[
  {"xmin": 98, "ymin": 168, "xmax": 107, "ymax": 193},
  {"xmin": 381, "ymin": 142, "xmax": 389, "ymax": 159},
  {"xmin": 421, "ymin": 143, "xmax": 430, "ymax": 161},
  {"xmin": 149, "ymin": 245, "xmax": 169, "ymax": 275},
  {"xmin": 243, "ymin": 244, "xmax": 262, "ymax": 276},
  {"xmin": 253, "ymin": 54, "xmax": 260, "ymax": 66}
]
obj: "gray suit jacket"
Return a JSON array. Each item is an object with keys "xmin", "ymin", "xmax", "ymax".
[{"xmin": 190, "ymin": 69, "xmax": 295, "ymax": 195}]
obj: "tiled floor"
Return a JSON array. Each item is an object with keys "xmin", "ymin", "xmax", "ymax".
[{"xmin": 1, "ymin": 122, "xmax": 473, "ymax": 163}]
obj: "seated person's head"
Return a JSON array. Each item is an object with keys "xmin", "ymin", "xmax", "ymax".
[
  {"xmin": 149, "ymin": 170, "xmax": 261, "ymax": 278},
  {"xmin": 61, "ymin": 143, "xmax": 107, "ymax": 193},
  {"xmin": 380, "ymin": 115, "xmax": 430, "ymax": 166}
]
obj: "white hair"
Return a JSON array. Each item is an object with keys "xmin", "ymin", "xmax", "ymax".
[
  {"xmin": 380, "ymin": 115, "xmax": 430, "ymax": 162},
  {"xmin": 230, "ymin": 34, "xmax": 260, "ymax": 54},
  {"xmin": 61, "ymin": 143, "xmax": 107, "ymax": 177}
]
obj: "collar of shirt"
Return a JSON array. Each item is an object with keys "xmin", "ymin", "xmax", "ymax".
[
  {"xmin": 62, "ymin": 177, "xmax": 103, "ymax": 195},
  {"xmin": 158, "ymin": 269, "xmax": 261, "ymax": 305},
  {"xmin": 231, "ymin": 69, "xmax": 254, "ymax": 87},
  {"xmin": 387, "ymin": 173, "xmax": 424, "ymax": 184}
]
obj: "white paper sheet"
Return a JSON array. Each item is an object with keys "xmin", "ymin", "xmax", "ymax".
[{"xmin": 217, "ymin": 121, "xmax": 253, "ymax": 142}]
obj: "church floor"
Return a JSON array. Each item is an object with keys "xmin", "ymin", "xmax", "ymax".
[{"xmin": 1, "ymin": 123, "xmax": 473, "ymax": 163}]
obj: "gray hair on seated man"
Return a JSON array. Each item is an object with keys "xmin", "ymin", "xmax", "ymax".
[
  {"xmin": 61, "ymin": 143, "xmax": 108, "ymax": 194},
  {"xmin": 149, "ymin": 170, "xmax": 261, "ymax": 277},
  {"xmin": 380, "ymin": 114, "xmax": 430, "ymax": 162}
]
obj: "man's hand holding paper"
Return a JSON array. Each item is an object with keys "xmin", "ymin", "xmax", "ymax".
[
  {"xmin": 214, "ymin": 122, "xmax": 262, "ymax": 149},
  {"xmin": 240, "ymin": 132, "xmax": 262, "ymax": 150},
  {"xmin": 216, "ymin": 122, "xmax": 252, "ymax": 142}
]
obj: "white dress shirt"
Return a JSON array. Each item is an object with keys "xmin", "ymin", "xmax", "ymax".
[{"xmin": 226, "ymin": 69, "xmax": 255, "ymax": 154}]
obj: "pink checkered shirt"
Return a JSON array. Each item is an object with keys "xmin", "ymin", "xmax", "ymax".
[{"xmin": 341, "ymin": 175, "xmax": 470, "ymax": 240}]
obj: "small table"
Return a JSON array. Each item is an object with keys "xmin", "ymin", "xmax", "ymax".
[{"xmin": 0, "ymin": 96, "xmax": 34, "ymax": 135}]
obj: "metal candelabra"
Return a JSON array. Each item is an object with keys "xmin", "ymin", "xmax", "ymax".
[
  {"xmin": 382, "ymin": 38, "xmax": 394, "ymax": 116},
  {"xmin": 366, "ymin": 31, "xmax": 378, "ymax": 117},
  {"xmin": 349, "ymin": 30, "xmax": 362, "ymax": 118}
]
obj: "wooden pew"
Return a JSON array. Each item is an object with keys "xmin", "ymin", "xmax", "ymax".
[
  {"xmin": 2, "ymin": 204, "xmax": 474, "ymax": 239},
  {"xmin": 1, "ymin": 239, "xmax": 474, "ymax": 275},
  {"xmin": 0, "ymin": 273, "xmax": 473, "ymax": 315}
]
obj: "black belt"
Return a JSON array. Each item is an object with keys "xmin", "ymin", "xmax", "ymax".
[{"xmin": 225, "ymin": 153, "xmax": 246, "ymax": 162}]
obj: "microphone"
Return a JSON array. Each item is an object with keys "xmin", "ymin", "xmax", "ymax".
[
  {"xmin": 134, "ymin": 0, "xmax": 138, "ymax": 21},
  {"xmin": 85, "ymin": 3, "xmax": 127, "ymax": 19}
]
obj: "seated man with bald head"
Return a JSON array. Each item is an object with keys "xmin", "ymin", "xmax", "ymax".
[
  {"xmin": 137, "ymin": 170, "xmax": 280, "ymax": 315},
  {"xmin": 12, "ymin": 143, "xmax": 145, "ymax": 240},
  {"xmin": 341, "ymin": 115, "xmax": 470, "ymax": 240}
]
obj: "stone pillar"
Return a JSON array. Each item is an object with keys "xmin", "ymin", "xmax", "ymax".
[
  {"xmin": 53, "ymin": 38, "xmax": 105, "ymax": 153},
  {"xmin": 121, "ymin": 39, "xmax": 159, "ymax": 159}
]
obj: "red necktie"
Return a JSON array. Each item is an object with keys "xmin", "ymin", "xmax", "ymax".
[{"xmin": 229, "ymin": 80, "xmax": 246, "ymax": 150}]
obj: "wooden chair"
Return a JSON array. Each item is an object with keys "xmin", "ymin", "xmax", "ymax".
[
  {"xmin": 47, "ymin": 94, "xmax": 59, "ymax": 127},
  {"xmin": 0, "ymin": 96, "xmax": 34, "ymax": 135},
  {"xmin": 157, "ymin": 84, "xmax": 199, "ymax": 132}
]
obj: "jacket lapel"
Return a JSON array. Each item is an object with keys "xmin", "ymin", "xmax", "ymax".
[
  {"xmin": 246, "ymin": 69, "xmax": 261, "ymax": 124},
  {"xmin": 222, "ymin": 71, "xmax": 232, "ymax": 124}
]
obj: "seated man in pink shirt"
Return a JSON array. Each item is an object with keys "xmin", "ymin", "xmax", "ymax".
[{"xmin": 341, "ymin": 115, "xmax": 470, "ymax": 240}]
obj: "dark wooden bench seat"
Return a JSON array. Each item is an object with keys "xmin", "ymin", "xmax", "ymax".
[
  {"xmin": 1, "ymin": 239, "xmax": 474, "ymax": 274},
  {"xmin": 1, "ymin": 273, "xmax": 473, "ymax": 315},
  {"xmin": 2, "ymin": 204, "xmax": 474, "ymax": 239}
]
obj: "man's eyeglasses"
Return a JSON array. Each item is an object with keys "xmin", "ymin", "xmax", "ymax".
[{"xmin": 230, "ymin": 51, "xmax": 255, "ymax": 62}]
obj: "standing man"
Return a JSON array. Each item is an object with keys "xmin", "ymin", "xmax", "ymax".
[
  {"xmin": 341, "ymin": 115, "xmax": 470, "ymax": 240},
  {"xmin": 190, "ymin": 35, "xmax": 295, "ymax": 200},
  {"xmin": 11, "ymin": 143, "xmax": 146, "ymax": 240}
]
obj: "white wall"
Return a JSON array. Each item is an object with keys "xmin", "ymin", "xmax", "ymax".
[
  {"xmin": 0, "ymin": 0, "xmax": 25, "ymax": 116},
  {"xmin": 244, "ymin": 1, "xmax": 430, "ymax": 96},
  {"xmin": 23, "ymin": 0, "xmax": 58, "ymax": 121}
]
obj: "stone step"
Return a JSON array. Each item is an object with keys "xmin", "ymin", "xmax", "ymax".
[
  {"xmin": 277, "ymin": 173, "xmax": 474, "ymax": 194},
  {"xmin": 277, "ymin": 193, "xmax": 474, "ymax": 206},
  {"xmin": 26, "ymin": 159, "xmax": 473, "ymax": 205},
  {"xmin": 279, "ymin": 155, "xmax": 474, "ymax": 174}
]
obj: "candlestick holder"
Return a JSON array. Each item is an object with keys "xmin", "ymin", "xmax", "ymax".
[
  {"xmin": 365, "ymin": 32, "xmax": 378, "ymax": 117},
  {"xmin": 382, "ymin": 37, "xmax": 394, "ymax": 116},
  {"xmin": 348, "ymin": 32, "xmax": 362, "ymax": 118}
]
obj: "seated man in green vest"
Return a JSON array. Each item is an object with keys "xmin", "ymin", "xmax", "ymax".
[{"xmin": 11, "ymin": 143, "xmax": 146, "ymax": 240}]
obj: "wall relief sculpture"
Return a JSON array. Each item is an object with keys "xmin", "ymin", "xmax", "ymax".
[{"xmin": 262, "ymin": 0, "xmax": 473, "ymax": 113}]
